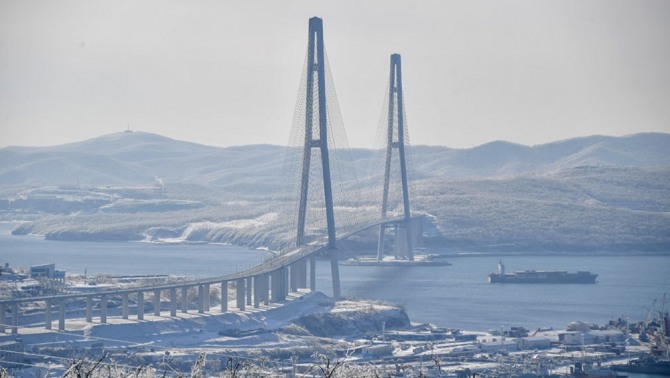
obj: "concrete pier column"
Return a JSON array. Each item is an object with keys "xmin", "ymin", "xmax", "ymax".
[
  {"xmin": 263, "ymin": 275, "xmax": 270, "ymax": 306},
  {"xmin": 398, "ymin": 225, "xmax": 408, "ymax": 259},
  {"xmin": 0, "ymin": 303, "xmax": 6, "ymax": 333},
  {"xmin": 170, "ymin": 288, "xmax": 177, "ymax": 317},
  {"xmin": 198, "ymin": 285, "xmax": 205, "ymax": 314},
  {"xmin": 122, "ymin": 293, "xmax": 129, "ymax": 319},
  {"xmin": 289, "ymin": 263, "xmax": 297, "ymax": 292},
  {"xmin": 310, "ymin": 255, "xmax": 316, "ymax": 291},
  {"xmin": 270, "ymin": 271, "xmax": 278, "ymax": 302},
  {"xmin": 153, "ymin": 290, "xmax": 161, "ymax": 316},
  {"xmin": 44, "ymin": 299, "xmax": 52, "ymax": 329},
  {"xmin": 393, "ymin": 224, "xmax": 400, "ymax": 259},
  {"xmin": 284, "ymin": 267, "xmax": 290, "ymax": 297},
  {"xmin": 377, "ymin": 224, "xmax": 387, "ymax": 261},
  {"xmin": 100, "ymin": 295, "xmax": 107, "ymax": 324},
  {"xmin": 11, "ymin": 302, "xmax": 18, "ymax": 334},
  {"xmin": 272, "ymin": 268, "xmax": 288, "ymax": 301},
  {"xmin": 86, "ymin": 297, "xmax": 93, "ymax": 322},
  {"xmin": 246, "ymin": 277, "xmax": 252, "ymax": 306},
  {"xmin": 299, "ymin": 259, "xmax": 308, "ymax": 288},
  {"xmin": 204, "ymin": 283, "xmax": 210, "ymax": 312},
  {"xmin": 236, "ymin": 279, "xmax": 246, "ymax": 311},
  {"xmin": 137, "ymin": 291, "xmax": 144, "ymax": 320},
  {"xmin": 271, "ymin": 269, "xmax": 285, "ymax": 302},
  {"xmin": 330, "ymin": 248, "xmax": 341, "ymax": 300},
  {"xmin": 221, "ymin": 281, "xmax": 228, "ymax": 313},
  {"xmin": 58, "ymin": 300, "xmax": 65, "ymax": 330},
  {"xmin": 253, "ymin": 276, "xmax": 261, "ymax": 308},
  {"xmin": 181, "ymin": 287, "xmax": 188, "ymax": 313},
  {"xmin": 412, "ymin": 217, "xmax": 423, "ymax": 248}
]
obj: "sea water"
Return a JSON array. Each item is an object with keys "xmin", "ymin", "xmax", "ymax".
[{"xmin": 2, "ymin": 223, "xmax": 669, "ymax": 332}]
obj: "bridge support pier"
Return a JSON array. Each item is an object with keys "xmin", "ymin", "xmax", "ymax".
[
  {"xmin": 289, "ymin": 264, "xmax": 297, "ymax": 292},
  {"xmin": 236, "ymin": 279, "xmax": 246, "ymax": 311},
  {"xmin": 292, "ymin": 259, "xmax": 308, "ymax": 291},
  {"xmin": 300, "ymin": 259, "xmax": 308, "ymax": 288},
  {"xmin": 376, "ymin": 54, "xmax": 415, "ymax": 262},
  {"xmin": 86, "ymin": 297, "xmax": 93, "ymax": 322},
  {"xmin": 137, "ymin": 291, "xmax": 144, "ymax": 320},
  {"xmin": 263, "ymin": 275, "xmax": 270, "ymax": 305},
  {"xmin": 181, "ymin": 287, "xmax": 188, "ymax": 313},
  {"xmin": 122, "ymin": 293, "xmax": 129, "ymax": 319},
  {"xmin": 170, "ymin": 288, "xmax": 177, "ymax": 317},
  {"xmin": 246, "ymin": 277, "xmax": 252, "ymax": 306},
  {"xmin": 153, "ymin": 290, "xmax": 161, "ymax": 316},
  {"xmin": 253, "ymin": 276, "xmax": 261, "ymax": 308},
  {"xmin": 271, "ymin": 269, "xmax": 285, "ymax": 302},
  {"xmin": 0, "ymin": 303, "xmax": 5, "ymax": 333},
  {"xmin": 310, "ymin": 255, "xmax": 316, "ymax": 291},
  {"xmin": 100, "ymin": 295, "xmax": 107, "ymax": 324},
  {"xmin": 284, "ymin": 268, "xmax": 290, "ymax": 297},
  {"xmin": 377, "ymin": 225, "xmax": 387, "ymax": 261},
  {"xmin": 295, "ymin": 17, "xmax": 341, "ymax": 300},
  {"xmin": 395, "ymin": 224, "xmax": 408, "ymax": 259},
  {"xmin": 411, "ymin": 217, "xmax": 423, "ymax": 248},
  {"xmin": 330, "ymin": 249, "xmax": 341, "ymax": 299},
  {"xmin": 221, "ymin": 281, "xmax": 228, "ymax": 313},
  {"xmin": 45, "ymin": 299, "xmax": 52, "ymax": 329},
  {"xmin": 11, "ymin": 302, "xmax": 18, "ymax": 334},
  {"xmin": 58, "ymin": 300, "xmax": 65, "ymax": 330},
  {"xmin": 198, "ymin": 285, "xmax": 205, "ymax": 314},
  {"xmin": 204, "ymin": 283, "xmax": 210, "ymax": 311}
]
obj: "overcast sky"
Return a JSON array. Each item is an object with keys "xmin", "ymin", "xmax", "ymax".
[{"xmin": 1, "ymin": 0, "xmax": 669, "ymax": 149}]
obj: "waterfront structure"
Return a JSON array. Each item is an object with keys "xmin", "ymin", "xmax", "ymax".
[{"xmin": 377, "ymin": 54, "xmax": 415, "ymax": 262}]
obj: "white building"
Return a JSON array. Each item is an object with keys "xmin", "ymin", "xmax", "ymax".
[
  {"xmin": 559, "ymin": 330, "xmax": 625, "ymax": 346},
  {"xmin": 479, "ymin": 340, "xmax": 518, "ymax": 353},
  {"xmin": 518, "ymin": 336, "xmax": 552, "ymax": 350}
]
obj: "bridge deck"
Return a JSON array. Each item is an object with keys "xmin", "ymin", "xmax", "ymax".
[{"xmin": 0, "ymin": 217, "xmax": 414, "ymax": 305}]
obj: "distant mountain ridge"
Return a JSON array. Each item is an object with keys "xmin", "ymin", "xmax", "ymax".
[
  {"xmin": 2, "ymin": 131, "xmax": 669, "ymax": 252},
  {"xmin": 1, "ymin": 131, "xmax": 668, "ymax": 188}
]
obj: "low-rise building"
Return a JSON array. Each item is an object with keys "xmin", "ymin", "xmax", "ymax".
[
  {"xmin": 518, "ymin": 336, "xmax": 552, "ymax": 350},
  {"xmin": 362, "ymin": 344, "xmax": 393, "ymax": 358},
  {"xmin": 479, "ymin": 340, "xmax": 518, "ymax": 353},
  {"xmin": 559, "ymin": 330, "xmax": 625, "ymax": 346},
  {"xmin": 30, "ymin": 264, "xmax": 65, "ymax": 282}
]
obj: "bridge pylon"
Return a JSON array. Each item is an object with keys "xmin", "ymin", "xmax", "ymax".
[
  {"xmin": 295, "ymin": 17, "xmax": 341, "ymax": 299},
  {"xmin": 377, "ymin": 54, "xmax": 415, "ymax": 261}
]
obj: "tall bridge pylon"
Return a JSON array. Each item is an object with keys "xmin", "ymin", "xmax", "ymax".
[
  {"xmin": 295, "ymin": 17, "xmax": 341, "ymax": 299},
  {"xmin": 377, "ymin": 54, "xmax": 415, "ymax": 261}
]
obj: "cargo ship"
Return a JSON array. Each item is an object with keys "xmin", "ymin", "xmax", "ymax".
[{"xmin": 488, "ymin": 260, "xmax": 597, "ymax": 284}]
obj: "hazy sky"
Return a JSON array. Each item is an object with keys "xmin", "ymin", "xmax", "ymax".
[{"xmin": 1, "ymin": 0, "xmax": 669, "ymax": 149}]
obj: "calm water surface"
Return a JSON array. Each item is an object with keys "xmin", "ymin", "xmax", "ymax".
[{"xmin": 2, "ymin": 223, "xmax": 669, "ymax": 332}]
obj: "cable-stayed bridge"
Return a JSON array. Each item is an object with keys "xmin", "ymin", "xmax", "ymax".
[{"xmin": 0, "ymin": 17, "xmax": 427, "ymax": 335}]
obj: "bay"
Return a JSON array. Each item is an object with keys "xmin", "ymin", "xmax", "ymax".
[
  {"xmin": 319, "ymin": 252, "xmax": 670, "ymax": 331},
  {"xmin": 2, "ymin": 223, "xmax": 669, "ymax": 332},
  {"xmin": 0, "ymin": 223, "xmax": 272, "ymax": 278}
]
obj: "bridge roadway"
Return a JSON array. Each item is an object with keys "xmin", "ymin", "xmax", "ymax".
[{"xmin": 0, "ymin": 216, "xmax": 420, "ymax": 335}]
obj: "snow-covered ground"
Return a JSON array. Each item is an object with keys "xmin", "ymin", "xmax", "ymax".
[{"xmin": 1, "ymin": 289, "xmax": 410, "ymax": 376}]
